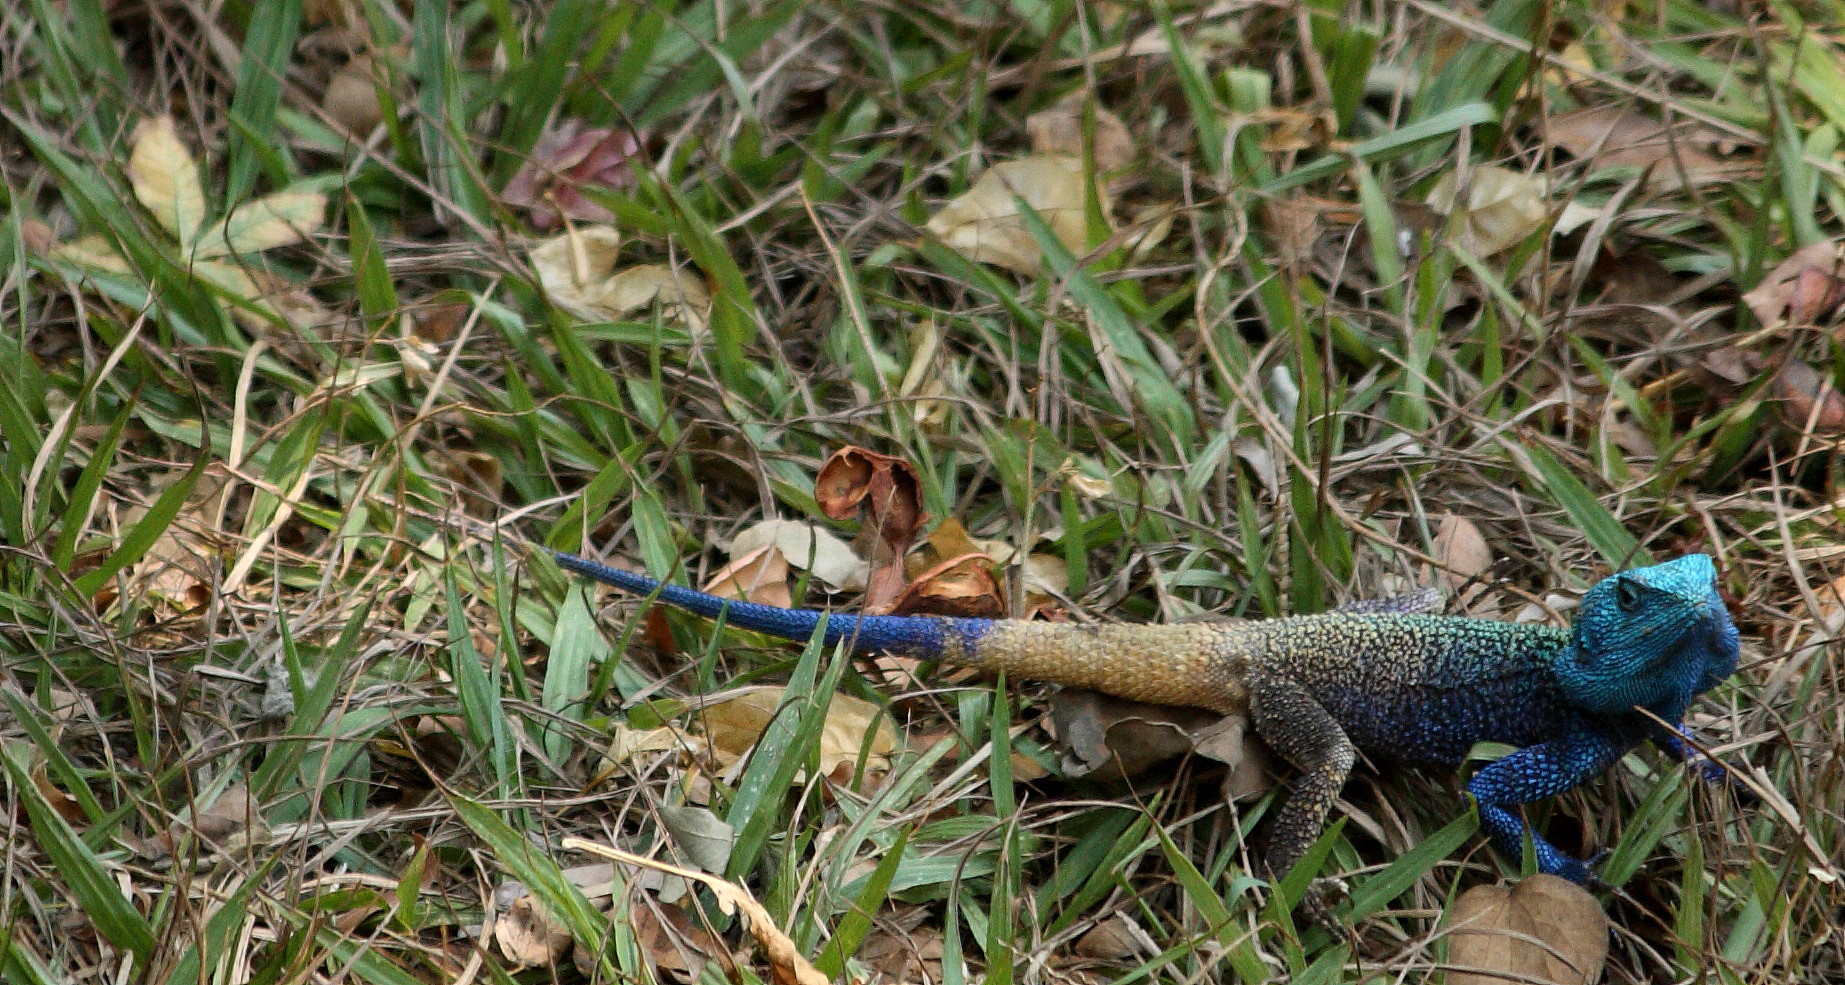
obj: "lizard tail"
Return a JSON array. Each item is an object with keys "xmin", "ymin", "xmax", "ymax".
[{"xmin": 552, "ymin": 550, "xmax": 993, "ymax": 656}]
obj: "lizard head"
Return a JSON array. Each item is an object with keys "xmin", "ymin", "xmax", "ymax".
[{"xmin": 1554, "ymin": 554, "xmax": 1740, "ymax": 718}]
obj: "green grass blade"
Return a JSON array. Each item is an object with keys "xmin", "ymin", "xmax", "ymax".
[
  {"xmin": 1, "ymin": 745, "xmax": 155, "ymax": 961},
  {"xmin": 71, "ymin": 442, "xmax": 208, "ymax": 597}
]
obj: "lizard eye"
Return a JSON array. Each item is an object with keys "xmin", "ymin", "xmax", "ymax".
[{"xmin": 1615, "ymin": 580, "xmax": 1644, "ymax": 613}]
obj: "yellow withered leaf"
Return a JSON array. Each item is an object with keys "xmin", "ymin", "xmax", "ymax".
[
  {"xmin": 924, "ymin": 154, "xmax": 1109, "ymax": 275},
  {"xmin": 128, "ymin": 116, "xmax": 206, "ymax": 245},
  {"xmin": 193, "ymin": 191, "xmax": 329, "ymax": 258}
]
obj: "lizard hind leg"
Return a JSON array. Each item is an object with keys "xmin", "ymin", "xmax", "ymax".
[{"xmin": 1250, "ymin": 675, "xmax": 1358, "ymax": 926}]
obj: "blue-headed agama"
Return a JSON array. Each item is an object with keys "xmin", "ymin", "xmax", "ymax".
[{"xmin": 552, "ymin": 549, "xmax": 1742, "ymax": 918}]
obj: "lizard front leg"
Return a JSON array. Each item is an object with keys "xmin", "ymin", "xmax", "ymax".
[
  {"xmin": 1250, "ymin": 675, "xmax": 1357, "ymax": 922},
  {"xmin": 1466, "ymin": 729, "xmax": 1629, "ymax": 883}
]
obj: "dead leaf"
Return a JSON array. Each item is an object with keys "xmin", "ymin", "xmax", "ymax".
[
  {"xmin": 564, "ymin": 839, "xmax": 830, "ymax": 985},
  {"xmin": 1025, "ymin": 95, "xmax": 1135, "ymax": 175},
  {"xmin": 1048, "ymin": 690, "xmax": 1220, "ymax": 782},
  {"xmin": 601, "ymin": 723, "xmax": 693, "ymax": 774},
  {"xmin": 1430, "ymin": 514, "xmax": 1492, "ymax": 609},
  {"xmin": 1065, "ymin": 471, "xmax": 1114, "ymax": 499},
  {"xmin": 729, "ymin": 518, "xmax": 868, "ymax": 593},
  {"xmin": 1193, "ymin": 713, "xmax": 1271, "ymax": 801},
  {"xmin": 504, "ymin": 120, "xmax": 642, "ymax": 231},
  {"xmin": 128, "ymin": 116, "xmax": 205, "ymax": 245},
  {"xmin": 700, "ymin": 687, "xmax": 897, "ymax": 781},
  {"xmin": 627, "ymin": 899, "xmax": 737, "ymax": 983},
  {"xmin": 146, "ymin": 783, "xmax": 267, "ymax": 861},
  {"xmin": 924, "ymin": 154, "xmax": 1110, "ymax": 275},
  {"xmin": 193, "ymin": 191, "xmax": 328, "ymax": 258},
  {"xmin": 593, "ymin": 264, "xmax": 712, "ymax": 331},
  {"xmin": 891, "ymin": 551, "xmax": 1004, "ymax": 618},
  {"xmin": 1445, "ymin": 875, "xmax": 1608, "ymax": 985},
  {"xmin": 1771, "ymin": 359, "xmax": 1845, "ymax": 434},
  {"xmin": 816, "ymin": 447, "xmax": 926, "ymax": 550},
  {"xmin": 1585, "ymin": 250, "xmax": 1681, "ymax": 307},
  {"xmin": 1074, "ymin": 914, "xmax": 1150, "ymax": 960},
  {"xmin": 1124, "ymin": 201, "xmax": 1176, "ymax": 265},
  {"xmin": 493, "ymin": 882, "xmax": 572, "ymax": 969},
  {"xmin": 858, "ymin": 915, "xmax": 944, "ymax": 984},
  {"xmin": 702, "ymin": 544, "xmax": 792, "ymax": 607},
  {"xmin": 1426, "ymin": 166, "xmax": 1550, "ymax": 258},
  {"xmin": 1252, "ymin": 107, "xmax": 1330, "ymax": 154},
  {"xmin": 1743, "ymin": 242, "xmax": 1845, "ymax": 329},
  {"xmin": 529, "ymin": 225, "xmax": 624, "ymax": 309},
  {"xmin": 1261, "ymin": 196, "xmax": 1326, "ymax": 269},
  {"xmin": 1814, "ymin": 571, "xmax": 1845, "ymax": 630},
  {"xmin": 29, "ymin": 761, "xmax": 86, "ymax": 823},
  {"xmin": 1547, "ymin": 106, "xmax": 1745, "ymax": 187},
  {"xmin": 815, "ymin": 446, "xmax": 926, "ymax": 612}
]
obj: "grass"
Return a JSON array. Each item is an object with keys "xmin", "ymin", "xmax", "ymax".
[{"xmin": 1, "ymin": 0, "xmax": 1841, "ymax": 981}]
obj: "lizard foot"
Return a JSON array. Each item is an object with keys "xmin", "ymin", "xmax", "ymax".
[
  {"xmin": 1300, "ymin": 877, "xmax": 1350, "ymax": 937},
  {"xmin": 1551, "ymin": 848, "xmax": 1608, "ymax": 887}
]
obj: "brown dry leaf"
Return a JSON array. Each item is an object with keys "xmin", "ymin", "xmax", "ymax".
[
  {"xmin": 593, "ymin": 264, "xmax": 712, "ymax": 331},
  {"xmin": 1430, "ymin": 514, "xmax": 1492, "ymax": 610},
  {"xmin": 729, "ymin": 518, "xmax": 868, "ymax": 593},
  {"xmin": 923, "ymin": 155, "xmax": 1110, "ymax": 275},
  {"xmin": 1743, "ymin": 241, "xmax": 1845, "ymax": 329},
  {"xmin": 891, "ymin": 551, "xmax": 1004, "ymax": 618},
  {"xmin": 1046, "ymin": 691, "xmax": 1231, "ymax": 784},
  {"xmin": 919, "ymin": 516, "xmax": 984, "ymax": 565},
  {"xmin": 1194, "ymin": 712, "xmax": 1271, "ymax": 800},
  {"xmin": 323, "ymin": 55, "xmax": 383, "ymax": 135},
  {"xmin": 1253, "ymin": 107, "xmax": 1329, "ymax": 154},
  {"xmin": 894, "ymin": 517, "xmax": 1004, "ymax": 617},
  {"xmin": 1547, "ymin": 106, "xmax": 1744, "ymax": 187},
  {"xmin": 493, "ymin": 884, "xmax": 572, "ymax": 969},
  {"xmin": 628, "ymin": 900, "xmax": 737, "ymax": 983},
  {"xmin": 1426, "ymin": 166, "xmax": 1550, "ymax": 258},
  {"xmin": 858, "ymin": 917, "xmax": 944, "ymax": 984},
  {"xmin": 1074, "ymin": 914, "xmax": 1150, "ymax": 960},
  {"xmin": 815, "ymin": 446, "xmax": 926, "ymax": 612},
  {"xmin": 504, "ymin": 120, "xmax": 642, "ymax": 231},
  {"xmin": 1025, "ymin": 94, "xmax": 1135, "ymax": 175},
  {"xmin": 700, "ymin": 687, "xmax": 897, "ymax": 780},
  {"xmin": 1771, "ymin": 360, "xmax": 1845, "ymax": 434},
  {"xmin": 29, "ymin": 761, "xmax": 86, "ymax": 823},
  {"xmin": 564, "ymin": 839, "xmax": 830, "ymax": 985},
  {"xmin": 702, "ymin": 544, "xmax": 793, "ymax": 607},
  {"xmin": 815, "ymin": 446, "xmax": 926, "ymax": 551},
  {"xmin": 1124, "ymin": 201, "xmax": 1177, "ymax": 265},
  {"xmin": 128, "ymin": 116, "xmax": 206, "ymax": 244},
  {"xmin": 107, "ymin": 469, "xmax": 229, "ymax": 619},
  {"xmin": 147, "ymin": 784, "xmax": 268, "ymax": 861},
  {"xmin": 1585, "ymin": 250, "xmax": 1681, "ymax": 307},
  {"xmin": 1815, "ymin": 571, "xmax": 1845, "ymax": 629},
  {"xmin": 1446, "ymin": 875, "xmax": 1608, "ymax": 985}
]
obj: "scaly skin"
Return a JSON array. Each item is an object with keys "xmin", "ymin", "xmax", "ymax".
[{"xmin": 553, "ymin": 551, "xmax": 1741, "ymax": 901}]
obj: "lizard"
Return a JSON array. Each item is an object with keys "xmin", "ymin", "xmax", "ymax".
[{"xmin": 550, "ymin": 548, "xmax": 1742, "ymax": 917}]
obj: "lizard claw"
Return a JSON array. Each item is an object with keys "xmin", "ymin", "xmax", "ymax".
[
  {"xmin": 1553, "ymin": 848, "xmax": 1609, "ymax": 887},
  {"xmin": 1300, "ymin": 877, "xmax": 1350, "ymax": 936}
]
